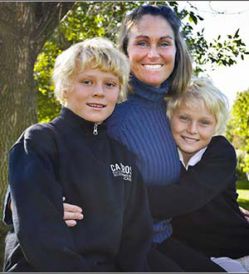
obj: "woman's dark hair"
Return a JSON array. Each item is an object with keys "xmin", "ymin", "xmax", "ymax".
[{"xmin": 118, "ymin": 5, "xmax": 192, "ymax": 95}]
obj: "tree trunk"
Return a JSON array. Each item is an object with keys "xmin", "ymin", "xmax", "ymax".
[{"xmin": 0, "ymin": 2, "xmax": 74, "ymax": 267}]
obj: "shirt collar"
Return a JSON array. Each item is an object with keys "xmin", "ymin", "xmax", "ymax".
[{"xmin": 178, "ymin": 147, "xmax": 208, "ymax": 170}]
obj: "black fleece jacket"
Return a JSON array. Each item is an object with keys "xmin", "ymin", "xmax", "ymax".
[
  {"xmin": 3, "ymin": 107, "xmax": 152, "ymax": 272},
  {"xmin": 147, "ymin": 136, "xmax": 249, "ymax": 258}
]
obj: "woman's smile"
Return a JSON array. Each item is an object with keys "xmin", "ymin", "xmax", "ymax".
[{"xmin": 127, "ymin": 14, "xmax": 176, "ymax": 87}]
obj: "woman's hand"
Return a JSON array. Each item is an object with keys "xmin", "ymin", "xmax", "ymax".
[
  {"xmin": 63, "ymin": 202, "xmax": 84, "ymax": 227},
  {"xmin": 11, "ymin": 197, "xmax": 84, "ymax": 227}
]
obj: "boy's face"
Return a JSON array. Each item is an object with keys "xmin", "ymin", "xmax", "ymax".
[
  {"xmin": 65, "ymin": 68, "xmax": 120, "ymax": 123},
  {"xmin": 170, "ymin": 101, "xmax": 217, "ymax": 163}
]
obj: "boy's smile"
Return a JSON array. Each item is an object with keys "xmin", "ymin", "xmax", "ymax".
[{"xmin": 170, "ymin": 100, "xmax": 217, "ymax": 164}]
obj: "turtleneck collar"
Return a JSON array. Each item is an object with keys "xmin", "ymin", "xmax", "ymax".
[
  {"xmin": 129, "ymin": 74, "xmax": 170, "ymax": 102},
  {"xmin": 59, "ymin": 107, "xmax": 106, "ymax": 136}
]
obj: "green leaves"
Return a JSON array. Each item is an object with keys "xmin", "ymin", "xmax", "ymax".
[
  {"xmin": 35, "ymin": 1, "xmax": 249, "ymax": 123},
  {"xmin": 34, "ymin": 41, "xmax": 61, "ymax": 122},
  {"xmin": 188, "ymin": 11, "xmax": 198, "ymax": 25},
  {"xmin": 227, "ymin": 90, "xmax": 249, "ymax": 173},
  {"xmin": 186, "ymin": 26, "xmax": 249, "ymax": 73}
]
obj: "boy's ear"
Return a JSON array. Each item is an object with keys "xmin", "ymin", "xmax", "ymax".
[
  {"xmin": 63, "ymin": 90, "xmax": 67, "ymax": 99},
  {"xmin": 63, "ymin": 88, "xmax": 70, "ymax": 99}
]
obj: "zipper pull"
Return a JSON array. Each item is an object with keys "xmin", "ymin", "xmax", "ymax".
[{"xmin": 93, "ymin": 123, "xmax": 98, "ymax": 135}]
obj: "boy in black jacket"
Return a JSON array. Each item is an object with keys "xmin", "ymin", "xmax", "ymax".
[
  {"xmin": 148, "ymin": 77, "xmax": 249, "ymax": 272},
  {"xmin": 3, "ymin": 38, "xmax": 152, "ymax": 272}
]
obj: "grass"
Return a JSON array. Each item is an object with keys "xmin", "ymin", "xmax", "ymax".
[{"xmin": 237, "ymin": 179, "xmax": 249, "ymax": 209}]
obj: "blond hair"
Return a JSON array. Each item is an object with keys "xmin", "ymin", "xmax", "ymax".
[
  {"xmin": 53, "ymin": 37, "xmax": 130, "ymax": 105},
  {"xmin": 167, "ymin": 77, "xmax": 229, "ymax": 135}
]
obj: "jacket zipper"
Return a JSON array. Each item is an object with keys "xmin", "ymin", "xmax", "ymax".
[{"xmin": 93, "ymin": 123, "xmax": 99, "ymax": 135}]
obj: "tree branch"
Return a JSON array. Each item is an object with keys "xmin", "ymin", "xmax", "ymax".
[{"xmin": 31, "ymin": 2, "xmax": 75, "ymax": 55}]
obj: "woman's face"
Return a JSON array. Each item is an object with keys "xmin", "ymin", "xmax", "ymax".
[{"xmin": 127, "ymin": 14, "xmax": 176, "ymax": 87}]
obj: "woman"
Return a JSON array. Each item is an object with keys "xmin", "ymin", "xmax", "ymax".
[
  {"xmin": 64, "ymin": 5, "xmax": 225, "ymax": 272},
  {"xmin": 3, "ymin": 38, "xmax": 153, "ymax": 272}
]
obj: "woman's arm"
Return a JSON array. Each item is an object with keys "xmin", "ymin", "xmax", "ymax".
[
  {"xmin": 147, "ymin": 136, "xmax": 237, "ymax": 219},
  {"xmin": 3, "ymin": 195, "xmax": 83, "ymax": 227}
]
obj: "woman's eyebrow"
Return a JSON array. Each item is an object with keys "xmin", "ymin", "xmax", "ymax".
[
  {"xmin": 134, "ymin": 35, "xmax": 174, "ymax": 40},
  {"xmin": 160, "ymin": 35, "xmax": 174, "ymax": 40}
]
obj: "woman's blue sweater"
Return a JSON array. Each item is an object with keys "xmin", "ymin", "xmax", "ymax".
[{"xmin": 107, "ymin": 76, "xmax": 181, "ymax": 243}]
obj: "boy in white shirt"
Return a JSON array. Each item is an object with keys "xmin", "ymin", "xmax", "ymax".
[{"xmin": 166, "ymin": 77, "xmax": 249, "ymax": 272}]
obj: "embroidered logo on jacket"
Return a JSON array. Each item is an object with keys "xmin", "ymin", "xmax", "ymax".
[{"xmin": 110, "ymin": 163, "xmax": 132, "ymax": 182}]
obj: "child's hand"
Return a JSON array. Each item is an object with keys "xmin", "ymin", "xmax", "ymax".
[{"xmin": 63, "ymin": 202, "xmax": 84, "ymax": 227}]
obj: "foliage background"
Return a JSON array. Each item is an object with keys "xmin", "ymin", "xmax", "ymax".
[
  {"xmin": 36, "ymin": 1, "xmax": 249, "ymax": 176},
  {"xmin": 36, "ymin": 2, "xmax": 249, "ymax": 121},
  {"xmin": 0, "ymin": 1, "xmax": 249, "ymax": 269},
  {"xmin": 227, "ymin": 90, "xmax": 249, "ymax": 175}
]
